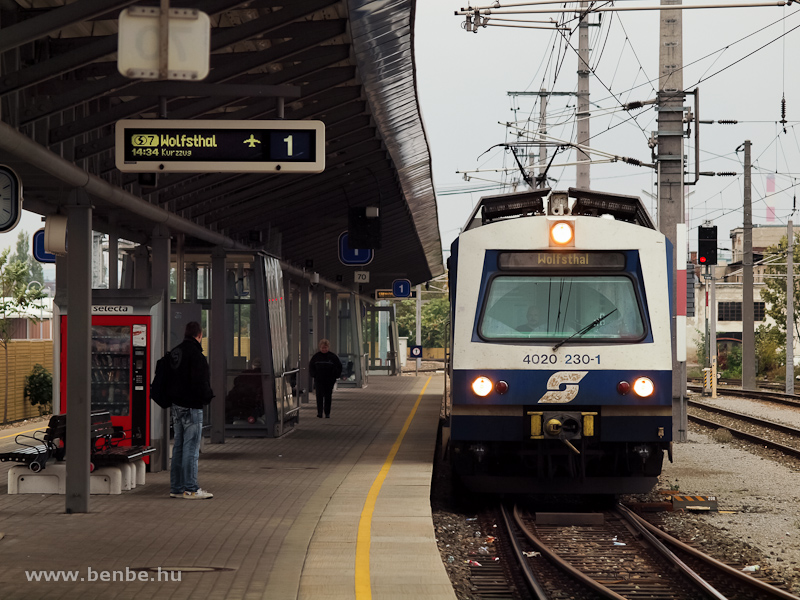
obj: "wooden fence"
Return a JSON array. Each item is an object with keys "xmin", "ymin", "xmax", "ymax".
[{"xmin": 0, "ymin": 340, "xmax": 54, "ymax": 423}]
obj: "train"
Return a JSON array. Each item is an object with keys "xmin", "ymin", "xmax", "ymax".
[{"xmin": 447, "ymin": 187, "xmax": 673, "ymax": 495}]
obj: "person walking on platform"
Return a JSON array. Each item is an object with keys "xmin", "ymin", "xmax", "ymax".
[
  {"xmin": 309, "ymin": 339, "xmax": 342, "ymax": 419},
  {"xmin": 168, "ymin": 321, "xmax": 215, "ymax": 499}
]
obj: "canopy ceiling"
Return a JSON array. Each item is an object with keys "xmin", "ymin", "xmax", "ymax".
[{"xmin": 0, "ymin": 0, "xmax": 444, "ymax": 290}]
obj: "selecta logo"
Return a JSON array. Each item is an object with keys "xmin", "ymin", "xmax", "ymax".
[{"xmin": 131, "ymin": 134, "xmax": 159, "ymax": 147}]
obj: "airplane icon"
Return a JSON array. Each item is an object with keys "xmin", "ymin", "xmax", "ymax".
[{"xmin": 243, "ymin": 135, "xmax": 261, "ymax": 148}]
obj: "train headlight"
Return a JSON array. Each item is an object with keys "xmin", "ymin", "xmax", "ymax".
[
  {"xmin": 632, "ymin": 377, "xmax": 655, "ymax": 397},
  {"xmin": 472, "ymin": 376, "xmax": 493, "ymax": 397},
  {"xmin": 549, "ymin": 221, "xmax": 574, "ymax": 246}
]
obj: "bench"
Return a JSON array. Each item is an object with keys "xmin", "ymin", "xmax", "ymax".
[
  {"xmin": 0, "ymin": 414, "xmax": 67, "ymax": 472},
  {"xmin": 87, "ymin": 411, "xmax": 156, "ymax": 469},
  {"xmin": 7, "ymin": 411, "xmax": 155, "ymax": 495}
]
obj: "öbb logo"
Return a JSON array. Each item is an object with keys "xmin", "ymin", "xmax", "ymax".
[{"xmin": 537, "ymin": 371, "xmax": 587, "ymax": 404}]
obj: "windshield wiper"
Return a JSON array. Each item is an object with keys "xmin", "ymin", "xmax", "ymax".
[{"xmin": 552, "ymin": 308, "xmax": 618, "ymax": 352}]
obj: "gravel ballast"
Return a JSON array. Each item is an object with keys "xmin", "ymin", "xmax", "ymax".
[{"xmin": 652, "ymin": 415, "xmax": 800, "ymax": 594}]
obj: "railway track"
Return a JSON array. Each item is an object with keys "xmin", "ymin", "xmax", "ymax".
[
  {"xmin": 482, "ymin": 503, "xmax": 799, "ymax": 600},
  {"xmin": 686, "ymin": 398, "xmax": 800, "ymax": 459},
  {"xmin": 687, "ymin": 383, "xmax": 800, "ymax": 409}
]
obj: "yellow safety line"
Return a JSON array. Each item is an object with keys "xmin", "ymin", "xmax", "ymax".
[
  {"xmin": 0, "ymin": 426, "xmax": 43, "ymax": 441},
  {"xmin": 355, "ymin": 376, "xmax": 432, "ymax": 600}
]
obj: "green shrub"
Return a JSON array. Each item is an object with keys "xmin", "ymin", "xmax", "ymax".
[{"xmin": 24, "ymin": 364, "xmax": 52, "ymax": 416}]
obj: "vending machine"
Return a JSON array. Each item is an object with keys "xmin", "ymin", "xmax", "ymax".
[{"xmin": 54, "ymin": 290, "xmax": 165, "ymax": 468}]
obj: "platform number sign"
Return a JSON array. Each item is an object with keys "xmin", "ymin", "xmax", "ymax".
[
  {"xmin": 32, "ymin": 229, "xmax": 56, "ymax": 263},
  {"xmin": 338, "ymin": 232, "xmax": 373, "ymax": 266},
  {"xmin": 392, "ymin": 279, "xmax": 412, "ymax": 298},
  {"xmin": 410, "ymin": 345, "xmax": 423, "ymax": 359}
]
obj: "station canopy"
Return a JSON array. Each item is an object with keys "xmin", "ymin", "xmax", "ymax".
[{"xmin": 0, "ymin": 0, "xmax": 444, "ymax": 291}]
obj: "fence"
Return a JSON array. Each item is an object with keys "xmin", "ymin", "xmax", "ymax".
[{"xmin": 0, "ymin": 340, "xmax": 54, "ymax": 423}]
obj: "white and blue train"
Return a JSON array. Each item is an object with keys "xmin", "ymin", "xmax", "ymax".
[{"xmin": 448, "ymin": 188, "xmax": 673, "ymax": 495}]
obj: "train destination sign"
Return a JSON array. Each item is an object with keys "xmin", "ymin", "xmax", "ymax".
[
  {"xmin": 115, "ymin": 119, "xmax": 325, "ymax": 174},
  {"xmin": 499, "ymin": 251, "xmax": 626, "ymax": 270}
]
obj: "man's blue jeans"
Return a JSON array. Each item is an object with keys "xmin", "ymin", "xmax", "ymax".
[{"xmin": 170, "ymin": 406, "xmax": 203, "ymax": 494}]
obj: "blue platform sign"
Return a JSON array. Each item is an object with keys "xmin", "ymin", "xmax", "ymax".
[
  {"xmin": 32, "ymin": 229, "xmax": 56, "ymax": 264},
  {"xmin": 338, "ymin": 232, "xmax": 373, "ymax": 266},
  {"xmin": 410, "ymin": 345, "xmax": 423, "ymax": 359},
  {"xmin": 392, "ymin": 279, "xmax": 412, "ymax": 298}
]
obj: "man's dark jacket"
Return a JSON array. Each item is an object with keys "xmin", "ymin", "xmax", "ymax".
[
  {"xmin": 309, "ymin": 351, "xmax": 343, "ymax": 386},
  {"xmin": 167, "ymin": 336, "xmax": 214, "ymax": 408}
]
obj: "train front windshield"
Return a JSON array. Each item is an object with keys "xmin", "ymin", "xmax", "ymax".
[{"xmin": 479, "ymin": 275, "xmax": 645, "ymax": 341}]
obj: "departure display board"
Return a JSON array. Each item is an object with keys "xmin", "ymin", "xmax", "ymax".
[{"xmin": 115, "ymin": 119, "xmax": 325, "ymax": 174}]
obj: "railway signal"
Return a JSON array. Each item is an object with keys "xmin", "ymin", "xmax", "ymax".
[{"xmin": 698, "ymin": 225, "xmax": 717, "ymax": 265}]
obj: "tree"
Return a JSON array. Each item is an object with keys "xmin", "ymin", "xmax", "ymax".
[
  {"xmin": 760, "ymin": 233, "xmax": 800, "ymax": 338},
  {"xmin": 8, "ymin": 230, "xmax": 44, "ymax": 289},
  {"xmin": 755, "ymin": 324, "xmax": 784, "ymax": 379},
  {"xmin": 24, "ymin": 363, "xmax": 52, "ymax": 416},
  {"xmin": 0, "ymin": 248, "xmax": 45, "ymax": 423},
  {"xmin": 393, "ymin": 296, "xmax": 450, "ymax": 348}
]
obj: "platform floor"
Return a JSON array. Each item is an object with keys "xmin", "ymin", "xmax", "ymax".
[{"xmin": 0, "ymin": 375, "xmax": 456, "ymax": 600}]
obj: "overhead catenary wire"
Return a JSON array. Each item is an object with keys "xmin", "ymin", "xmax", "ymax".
[{"xmin": 456, "ymin": 0, "xmax": 800, "ymax": 226}]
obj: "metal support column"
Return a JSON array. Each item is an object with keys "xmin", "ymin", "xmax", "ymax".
[
  {"xmin": 176, "ymin": 234, "xmax": 185, "ymax": 303},
  {"xmin": 710, "ymin": 266, "xmax": 716, "ymax": 380},
  {"xmin": 108, "ymin": 234, "xmax": 118, "ymax": 290},
  {"xmin": 187, "ymin": 263, "xmax": 198, "ymax": 302},
  {"xmin": 317, "ymin": 287, "xmax": 327, "ymax": 341},
  {"xmin": 150, "ymin": 224, "xmax": 170, "ymax": 472},
  {"xmin": 134, "ymin": 244, "xmax": 150, "ymax": 289},
  {"xmin": 120, "ymin": 252, "xmax": 134, "ymax": 289},
  {"xmin": 288, "ymin": 279, "xmax": 300, "ymax": 371},
  {"xmin": 416, "ymin": 284, "xmax": 422, "ymax": 372},
  {"xmin": 65, "ymin": 189, "xmax": 92, "ymax": 514},
  {"xmin": 742, "ymin": 140, "xmax": 756, "ymax": 390},
  {"xmin": 330, "ymin": 292, "xmax": 340, "ymax": 355},
  {"xmin": 351, "ymin": 292, "xmax": 365, "ymax": 387},
  {"xmin": 787, "ymin": 220, "xmax": 794, "ymax": 394},
  {"xmin": 54, "ymin": 253, "xmax": 68, "ymax": 415},
  {"xmin": 210, "ymin": 247, "xmax": 226, "ymax": 443}
]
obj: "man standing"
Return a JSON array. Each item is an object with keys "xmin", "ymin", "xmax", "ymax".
[
  {"xmin": 168, "ymin": 321, "xmax": 214, "ymax": 499},
  {"xmin": 309, "ymin": 339, "xmax": 342, "ymax": 418}
]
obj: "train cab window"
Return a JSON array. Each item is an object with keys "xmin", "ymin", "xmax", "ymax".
[{"xmin": 479, "ymin": 275, "xmax": 645, "ymax": 341}]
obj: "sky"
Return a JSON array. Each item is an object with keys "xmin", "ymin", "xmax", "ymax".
[
  {"xmin": 3, "ymin": 1, "xmax": 800, "ymax": 275},
  {"xmin": 414, "ymin": 0, "xmax": 800, "ymax": 261}
]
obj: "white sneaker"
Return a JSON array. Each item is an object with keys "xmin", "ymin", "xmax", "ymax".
[{"xmin": 183, "ymin": 488, "xmax": 213, "ymax": 499}]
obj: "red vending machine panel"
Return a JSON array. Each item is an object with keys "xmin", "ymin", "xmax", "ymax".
[{"xmin": 60, "ymin": 315, "xmax": 151, "ymax": 449}]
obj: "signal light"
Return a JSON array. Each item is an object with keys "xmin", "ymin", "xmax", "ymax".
[
  {"xmin": 550, "ymin": 221, "xmax": 574, "ymax": 246},
  {"xmin": 698, "ymin": 225, "xmax": 717, "ymax": 265},
  {"xmin": 495, "ymin": 380, "xmax": 509, "ymax": 394},
  {"xmin": 472, "ymin": 376, "xmax": 493, "ymax": 397},
  {"xmin": 617, "ymin": 381, "xmax": 631, "ymax": 395}
]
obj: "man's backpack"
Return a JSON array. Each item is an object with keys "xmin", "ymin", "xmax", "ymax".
[{"xmin": 150, "ymin": 352, "xmax": 174, "ymax": 409}]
